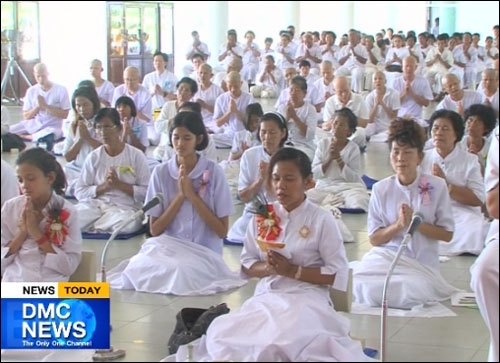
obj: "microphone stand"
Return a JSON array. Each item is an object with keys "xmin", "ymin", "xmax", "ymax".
[
  {"xmin": 93, "ymin": 219, "xmax": 134, "ymax": 362},
  {"xmin": 380, "ymin": 232, "xmax": 412, "ymax": 362}
]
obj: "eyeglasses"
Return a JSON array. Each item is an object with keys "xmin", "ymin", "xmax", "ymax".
[{"xmin": 95, "ymin": 124, "xmax": 117, "ymax": 131}]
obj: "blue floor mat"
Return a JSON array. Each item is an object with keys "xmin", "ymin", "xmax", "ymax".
[
  {"xmin": 362, "ymin": 174, "xmax": 379, "ymax": 190},
  {"xmin": 363, "ymin": 348, "xmax": 378, "ymax": 358},
  {"xmin": 223, "ymin": 238, "xmax": 243, "ymax": 246},
  {"xmin": 338, "ymin": 207, "xmax": 366, "ymax": 214},
  {"xmin": 82, "ymin": 224, "xmax": 148, "ymax": 240}
]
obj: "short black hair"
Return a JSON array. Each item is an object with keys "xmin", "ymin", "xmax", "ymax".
[
  {"xmin": 153, "ymin": 51, "xmax": 169, "ymax": 63},
  {"xmin": 437, "ymin": 34, "xmax": 448, "ymax": 41},
  {"xmin": 176, "ymin": 77, "xmax": 198, "ymax": 95},
  {"xmin": 178, "ymin": 101, "xmax": 202, "ymax": 115},
  {"xmin": 325, "ymin": 31, "xmax": 336, "ymax": 39},
  {"xmin": 299, "ymin": 60, "xmax": 311, "ymax": 68},
  {"xmin": 464, "ymin": 104, "xmax": 497, "ymax": 136},
  {"xmin": 115, "ymin": 96, "xmax": 137, "ymax": 117},
  {"xmin": 268, "ymin": 147, "xmax": 312, "ymax": 185},
  {"xmin": 169, "ymin": 111, "xmax": 209, "ymax": 151},
  {"xmin": 290, "ymin": 76, "xmax": 307, "ymax": 92},
  {"xmin": 257, "ymin": 112, "xmax": 288, "ymax": 147},
  {"xmin": 429, "ymin": 109, "xmax": 465, "ymax": 144},
  {"xmin": 334, "ymin": 108, "xmax": 357, "ymax": 133},
  {"xmin": 95, "ymin": 107, "xmax": 122, "ymax": 128}
]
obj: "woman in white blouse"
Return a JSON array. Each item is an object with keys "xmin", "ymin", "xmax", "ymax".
[
  {"xmin": 421, "ymin": 109, "xmax": 489, "ymax": 255},
  {"xmin": 226, "ymin": 112, "xmax": 288, "ymax": 244},
  {"xmin": 351, "ymin": 118, "xmax": 459, "ymax": 309},
  {"xmin": 74, "ymin": 108, "xmax": 150, "ymax": 234},
  {"xmin": 173, "ymin": 148, "xmax": 370, "ymax": 362},
  {"xmin": 278, "ymin": 76, "xmax": 317, "ymax": 161},
  {"xmin": 309, "ymin": 108, "xmax": 369, "ymax": 211}
]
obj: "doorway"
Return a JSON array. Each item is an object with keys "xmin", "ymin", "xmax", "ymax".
[{"xmin": 107, "ymin": 2, "xmax": 173, "ymax": 85}]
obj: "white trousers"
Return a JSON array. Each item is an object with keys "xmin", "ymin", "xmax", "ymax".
[{"xmin": 471, "ymin": 236, "xmax": 499, "ymax": 362}]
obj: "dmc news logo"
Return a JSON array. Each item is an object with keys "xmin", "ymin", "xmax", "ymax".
[{"xmin": 1, "ymin": 282, "xmax": 110, "ymax": 349}]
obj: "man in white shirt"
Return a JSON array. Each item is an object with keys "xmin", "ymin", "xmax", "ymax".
[
  {"xmin": 335, "ymin": 29, "xmax": 368, "ymax": 93},
  {"xmin": 90, "ymin": 59, "xmax": 114, "ymax": 107},
  {"xmin": 448, "ymin": 34, "xmax": 467, "ymax": 89},
  {"xmin": 11, "ymin": 63, "xmax": 70, "ymax": 150},
  {"xmin": 142, "ymin": 51, "xmax": 178, "ymax": 109},
  {"xmin": 393, "ymin": 56, "xmax": 433, "ymax": 127},
  {"xmin": 295, "ymin": 32, "xmax": 322, "ymax": 75},
  {"xmin": 323, "ymin": 76, "xmax": 369, "ymax": 148},
  {"xmin": 423, "ymin": 34, "xmax": 454, "ymax": 95},
  {"xmin": 195, "ymin": 63, "xmax": 224, "ymax": 132},
  {"xmin": 478, "ymin": 68, "xmax": 499, "ymax": 119},
  {"xmin": 212, "ymin": 72, "xmax": 255, "ymax": 147},
  {"xmin": 216, "ymin": 29, "xmax": 243, "ymax": 73},
  {"xmin": 276, "ymin": 31, "xmax": 298, "ymax": 71},
  {"xmin": 112, "ymin": 66, "xmax": 154, "ymax": 143},
  {"xmin": 436, "ymin": 73, "xmax": 483, "ymax": 116},
  {"xmin": 251, "ymin": 54, "xmax": 283, "ymax": 98},
  {"xmin": 320, "ymin": 31, "xmax": 340, "ymax": 69},
  {"xmin": 313, "ymin": 61, "xmax": 336, "ymax": 116},
  {"xmin": 299, "ymin": 60, "xmax": 320, "ymax": 89},
  {"xmin": 366, "ymin": 71, "xmax": 400, "ymax": 140},
  {"xmin": 275, "ymin": 67, "xmax": 323, "ymax": 112},
  {"xmin": 431, "ymin": 17, "xmax": 440, "ymax": 37},
  {"xmin": 461, "ymin": 32, "xmax": 479, "ymax": 89},
  {"xmin": 364, "ymin": 35, "xmax": 383, "ymax": 91},
  {"xmin": 183, "ymin": 30, "xmax": 210, "ymax": 76}
]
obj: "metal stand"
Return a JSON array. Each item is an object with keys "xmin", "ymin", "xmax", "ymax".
[
  {"xmin": 92, "ymin": 221, "xmax": 129, "ymax": 362},
  {"xmin": 380, "ymin": 233, "xmax": 412, "ymax": 362},
  {"xmin": 1, "ymin": 39, "xmax": 32, "ymax": 104}
]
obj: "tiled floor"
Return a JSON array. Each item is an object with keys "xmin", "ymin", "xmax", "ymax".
[{"xmin": 1, "ymin": 103, "xmax": 489, "ymax": 362}]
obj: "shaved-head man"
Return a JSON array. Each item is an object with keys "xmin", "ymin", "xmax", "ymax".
[
  {"xmin": 89, "ymin": 59, "xmax": 114, "ymax": 106},
  {"xmin": 392, "ymin": 56, "xmax": 433, "ymax": 127},
  {"xmin": 322, "ymin": 76, "xmax": 369, "ymax": 149},
  {"xmin": 437, "ymin": 73, "xmax": 483, "ymax": 116},
  {"xmin": 111, "ymin": 66, "xmax": 155, "ymax": 143},
  {"xmin": 11, "ymin": 63, "xmax": 70, "ymax": 150}
]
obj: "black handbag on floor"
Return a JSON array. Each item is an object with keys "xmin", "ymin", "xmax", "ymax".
[
  {"xmin": 167, "ymin": 303, "xmax": 230, "ymax": 354},
  {"xmin": 1, "ymin": 133, "xmax": 26, "ymax": 152}
]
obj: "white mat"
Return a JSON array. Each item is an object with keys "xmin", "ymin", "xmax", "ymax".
[{"xmin": 350, "ymin": 302, "xmax": 457, "ymax": 318}]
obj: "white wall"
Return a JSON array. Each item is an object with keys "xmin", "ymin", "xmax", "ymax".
[
  {"xmin": 455, "ymin": 1, "xmax": 499, "ymax": 43},
  {"xmin": 39, "ymin": 1, "xmax": 107, "ymax": 93},
  {"xmin": 33, "ymin": 1, "xmax": 496, "ymax": 91}
]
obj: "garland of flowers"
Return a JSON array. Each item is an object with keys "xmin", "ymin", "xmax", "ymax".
[
  {"xmin": 249, "ymin": 194, "xmax": 282, "ymax": 241},
  {"xmin": 44, "ymin": 203, "xmax": 70, "ymax": 246}
]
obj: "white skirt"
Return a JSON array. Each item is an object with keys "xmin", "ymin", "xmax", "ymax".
[
  {"xmin": 307, "ymin": 182, "xmax": 370, "ymax": 211},
  {"xmin": 173, "ymin": 285, "xmax": 372, "ymax": 362},
  {"xmin": 107, "ymin": 235, "xmax": 247, "ymax": 296},
  {"xmin": 439, "ymin": 205, "xmax": 490, "ymax": 256},
  {"xmin": 351, "ymin": 247, "xmax": 460, "ymax": 309}
]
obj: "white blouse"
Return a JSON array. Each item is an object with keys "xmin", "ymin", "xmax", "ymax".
[
  {"xmin": 1, "ymin": 193, "xmax": 82, "ymax": 282},
  {"xmin": 420, "ymin": 146, "xmax": 485, "ymax": 214},
  {"xmin": 241, "ymin": 199, "xmax": 350, "ymax": 293},
  {"xmin": 368, "ymin": 172, "xmax": 454, "ymax": 270},
  {"xmin": 312, "ymin": 139, "xmax": 363, "ymax": 187},
  {"xmin": 75, "ymin": 144, "xmax": 150, "ymax": 209}
]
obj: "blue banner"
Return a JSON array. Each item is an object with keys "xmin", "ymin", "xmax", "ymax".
[{"xmin": 1, "ymin": 298, "xmax": 110, "ymax": 349}]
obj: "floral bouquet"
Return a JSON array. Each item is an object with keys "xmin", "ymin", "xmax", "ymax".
[
  {"xmin": 45, "ymin": 201, "xmax": 70, "ymax": 246},
  {"xmin": 249, "ymin": 194, "xmax": 284, "ymax": 252}
]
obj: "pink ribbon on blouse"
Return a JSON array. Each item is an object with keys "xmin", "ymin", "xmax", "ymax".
[{"xmin": 198, "ymin": 170, "xmax": 210, "ymax": 198}]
